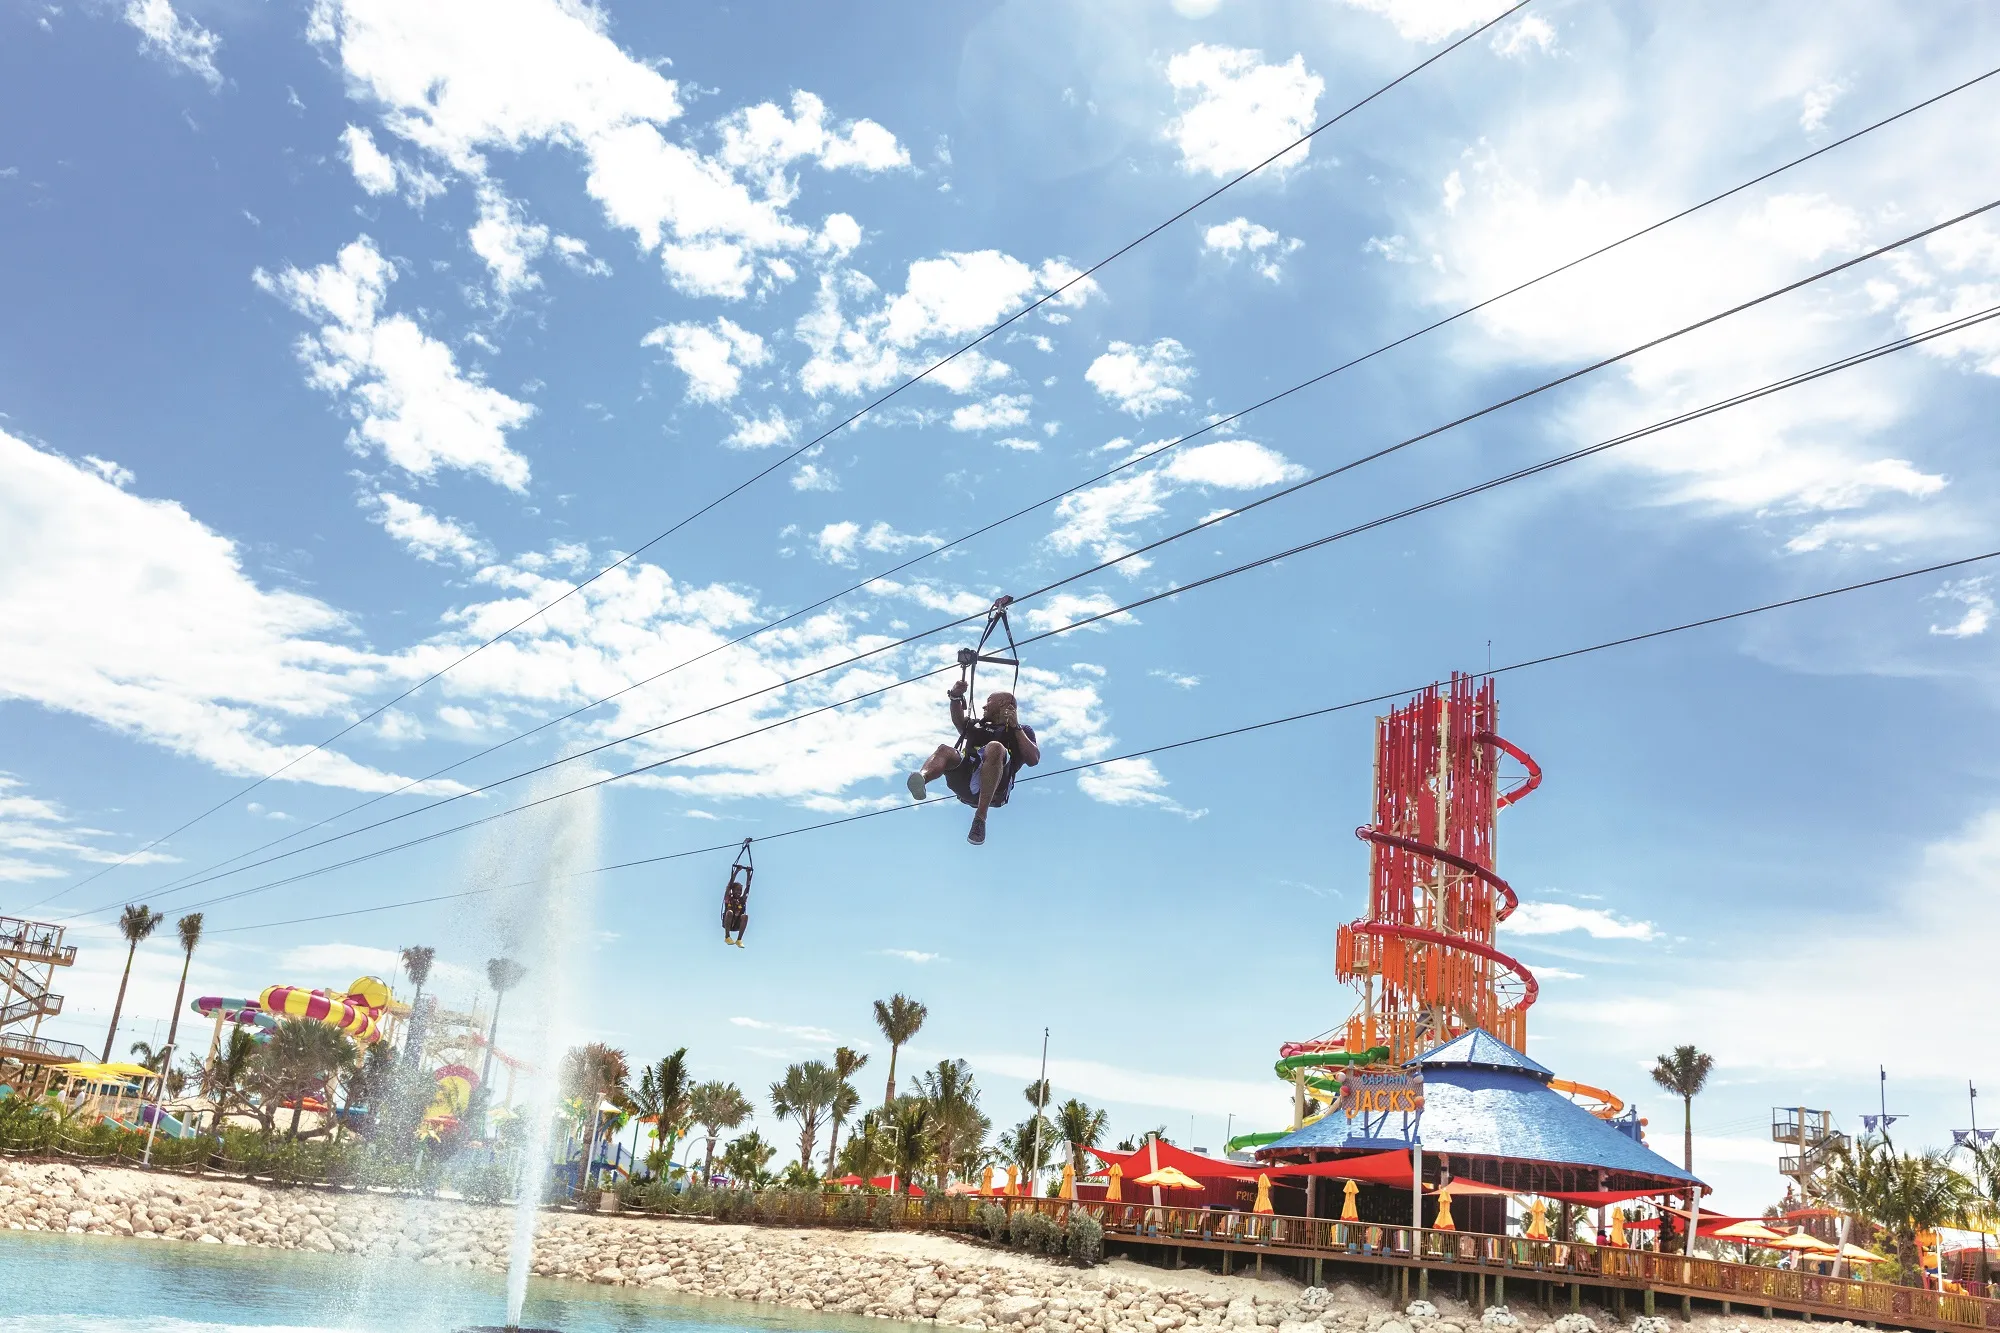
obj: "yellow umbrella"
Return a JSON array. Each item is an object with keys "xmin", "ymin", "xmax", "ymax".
[
  {"xmin": 1434, "ymin": 1185, "xmax": 1456, "ymax": 1232},
  {"xmin": 1134, "ymin": 1165, "xmax": 1202, "ymax": 1189},
  {"xmin": 1107, "ymin": 1163, "xmax": 1123, "ymax": 1202},
  {"xmin": 1526, "ymin": 1198, "xmax": 1550, "ymax": 1240},
  {"xmin": 1610, "ymin": 1209, "xmax": 1628, "ymax": 1247},
  {"xmin": 1060, "ymin": 1163, "xmax": 1076, "ymax": 1199},
  {"xmin": 1253, "ymin": 1173, "xmax": 1274, "ymax": 1215},
  {"xmin": 1712, "ymin": 1220, "xmax": 1788, "ymax": 1242},
  {"xmin": 981, "ymin": 1165, "xmax": 995, "ymax": 1194},
  {"xmin": 1832, "ymin": 1242, "xmax": 1891, "ymax": 1264},
  {"xmin": 1005, "ymin": 1164, "xmax": 1019, "ymax": 1194},
  {"xmin": 1341, "ymin": 1179, "xmax": 1360, "ymax": 1221},
  {"xmin": 1773, "ymin": 1230, "xmax": 1839, "ymax": 1253}
]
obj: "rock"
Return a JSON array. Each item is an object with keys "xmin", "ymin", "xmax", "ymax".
[
  {"xmin": 1628, "ymin": 1320, "xmax": 1670, "ymax": 1333},
  {"xmin": 1549, "ymin": 1317, "xmax": 1596, "ymax": 1333},
  {"xmin": 939, "ymin": 1296, "xmax": 990, "ymax": 1324},
  {"xmin": 1406, "ymin": 1305, "xmax": 1438, "ymax": 1321},
  {"xmin": 1279, "ymin": 1322, "xmax": 1328, "ymax": 1333},
  {"xmin": 1479, "ymin": 1310, "xmax": 1519, "ymax": 1330},
  {"xmin": 1298, "ymin": 1290, "xmax": 1331, "ymax": 1311}
]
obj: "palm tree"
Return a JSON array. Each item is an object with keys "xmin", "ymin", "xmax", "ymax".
[
  {"xmin": 203, "ymin": 1027, "xmax": 261, "ymax": 1127},
  {"xmin": 400, "ymin": 945, "xmax": 436, "ymax": 1061},
  {"xmin": 1054, "ymin": 1097, "xmax": 1110, "ymax": 1177},
  {"xmin": 129, "ymin": 1039, "xmax": 168, "ymax": 1070},
  {"xmin": 101, "ymin": 904, "xmax": 163, "ymax": 1062},
  {"xmin": 255, "ymin": 1018, "xmax": 359, "ymax": 1139},
  {"xmin": 161, "ymin": 913, "xmax": 203, "ymax": 1063},
  {"xmin": 885, "ymin": 1094, "xmax": 937, "ymax": 1191},
  {"xmin": 1850, "ymin": 1146, "xmax": 1977, "ymax": 1282},
  {"xmin": 872, "ymin": 993, "xmax": 928, "ymax": 1109},
  {"xmin": 913, "ymin": 1058, "xmax": 983, "ymax": 1185},
  {"xmin": 770, "ymin": 1060, "xmax": 842, "ymax": 1173},
  {"xmin": 634, "ymin": 1048, "xmax": 692, "ymax": 1173},
  {"xmin": 821, "ymin": 1045, "xmax": 870, "ymax": 1176},
  {"xmin": 1649, "ymin": 1044, "xmax": 1715, "ymax": 1173},
  {"xmin": 690, "ymin": 1080, "xmax": 752, "ymax": 1181},
  {"xmin": 480, "ymin": 957, "xmax": 527, "ymax": 1092},
  {"xmin": 721, "ymin": 1129, "xmax": 776, "ymax": 1186}
]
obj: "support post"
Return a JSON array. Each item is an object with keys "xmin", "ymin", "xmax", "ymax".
[
  {"xmin": 1495, "ymin": 1275, "xmax": 1505, "ymax": 1307},
  {"xmin": 1680, "ymin": 1294, "xmax": 1691, "ymax": 1318},
  {"xmin": 1477, "ymin": 1273, "xmax": 1486, "ymax": 1312},
  {"xmin": 1419, "ymin": 1268, "xmax": 1429, "ymax": 1301},
  {"xmin": 1571, "ymin": 1284, "xmax": 1581, "ymax": 1312},
  {"xmin": 1643, "ymin": 1289, "xmax": 1655, "ymax": 1317}
]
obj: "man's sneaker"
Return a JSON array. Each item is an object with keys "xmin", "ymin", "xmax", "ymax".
[
  {"xmin": 906, "ymin": 771, "xmax": 927, "ymax": 802},
  {"xmin": 967, "ymin": 812, "xmax": 986, "ymax": 846}
]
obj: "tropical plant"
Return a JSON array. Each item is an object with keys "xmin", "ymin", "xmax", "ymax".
[
  {"xmin": 633, "ymin": 1048, "xmax": 692, "ymax": 1174},
  {"xmin": 1649, "ymin": 1045, "xmax": 1715, "ymax": 1174},
  {"xmin": 480, "ymin": 957, "xmax": 527, "ymax": 1088},
  {"xmin": 101, "ymin": 904, "xmax": 163, "ymax": 1062},
  {"xmin": 1054, "ymin": 1097, "xmax": 1109, "ymax": 1178},
  {"xmin": 161, "ymin": 912, "xmax": 203, "ymax": 1062},
  {"xmin": 913, "ymin": 1058, "xmax": 985, "ymax": 1185},
  {"xmin": 823, "ymin": 1045, "xmax": 869, "ymax": 1176},
  {"xmin": 999, "ymin": 1112, "xmax": 1058, "ymax": 1179},
  {"xmin": 1067, "ymin": 1210, "xmax": 1104, "ymax": 1266},
  {"xmin": 254, "ymin": 1017, "xmax": 360, "ymax": 1140},
  {"xmin": 871, "ymin": 993, "xmax": 927, "ymax": 1109},
  {"xmin": 400, "ymin": 945, "xmax": 435, "ymax": 1060},
  {"xmin": 720, "ymin": 1129, "xmax": 776, "ymax": 1186},
  {"xmin": 690, "ymin": 1079, "xmax": 752, "ymax": 1181},
  {"xmin": 1824, "ymin": 1137, "xmax": 1977, "ymax": 1283},
  {"xmin": 770, "ymin": 1060, "xmax": 842, "ymax": 1170}
]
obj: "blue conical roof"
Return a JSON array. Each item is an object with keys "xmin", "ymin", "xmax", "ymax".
[{"xmin": 1410, "ymin": 1029, "xmax": 1554, "ymax": 1080}]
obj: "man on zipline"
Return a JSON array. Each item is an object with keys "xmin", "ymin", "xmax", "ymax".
[{"xmin": 906, "ymin": 682, "xmax": 1040, "ymax": 846}]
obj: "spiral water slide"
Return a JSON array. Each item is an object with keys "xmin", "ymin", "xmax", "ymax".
[{"xmin": 1226, "ymin": 1044, "xmax": 1393, "ymax": 1151}]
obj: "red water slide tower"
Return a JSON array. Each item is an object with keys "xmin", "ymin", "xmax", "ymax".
[{"xmin": 1331, "ymin": 672, "xmax": 1543, "ymax": 1062}]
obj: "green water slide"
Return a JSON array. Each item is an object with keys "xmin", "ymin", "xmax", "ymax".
[{"xmin": 1223, "ymin": 1046, "xmax": 1393, "ymax": 1153}]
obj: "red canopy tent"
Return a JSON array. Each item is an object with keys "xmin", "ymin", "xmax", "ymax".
[
  {"xmin": 870, "ymin": 1175, "xmax": 924, "ymax": 1196},
  {"xmin": 1088, "ymin": 1142, "xmax": 1260, "ymax": 1181},
  {"xmin": 1439, "ymin": 1178, "xmax": 1699, "ymax": 1209}
]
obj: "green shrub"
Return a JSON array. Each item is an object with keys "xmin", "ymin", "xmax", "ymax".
[
  {"xmin": 1067, "ymin": 1212, "xmax": 1104, "ymax": 1267},
  {"xmin": 1026, "ymin": 1210, "xmax": 1059, "ymax": 1254},
  {"xmin": 979, "ymin": 1203, "xmax": 1009, "ymax": 1241},
  {"xmin": 872, "ymin": 1193, "xmax": 901, "ymax": 1230},
  {"xmin": 1008, "ymin": 1207, "xmax": 1035, "ymax": 1248},
  {"xmin": 457, "ymin": 1161, "xmax": 513, "ymax": 1205},
  {"xmin": 838, "ymin": 1191, "xmax": 873, "ymax": 1224}
]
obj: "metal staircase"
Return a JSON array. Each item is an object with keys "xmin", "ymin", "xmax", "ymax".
[{"xmin": 0, "ymin": 916, "xmax": 84, "ymax": 1074}]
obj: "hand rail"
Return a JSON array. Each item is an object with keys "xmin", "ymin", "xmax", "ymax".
[{"xmin": 988, "ymin": 1197, "xmax": 2000, "ymax": 1332}]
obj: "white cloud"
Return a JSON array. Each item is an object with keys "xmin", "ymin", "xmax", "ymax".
[
  {"xmin": 1020, "ymin": 592, "xmax": 1130, "ymax": 633},
  {"xmin": 790, "ymin": 462, "xmax": 839, "ymax": 492},
  {"xmin": 642, "ymin": 318, "xmax": 770, "ymax": 404},
  {"xmin": 1164, "ymin": 45, "xmax": 1322, "ymax": 177},
  {"xmin": 1490, "ymin": 13, "xmax": 1556, "ymax": 58},
  {"xmin": 726, "ymin": 409, "xmax": 794, "ymax": 449},
  {"xmin": 309, "ymin": 0, "xmax": 898, "ymax": 300},
  {"xmin": 1929, "ymin": 577, "xmax": 1994, "ymax": 638},
  {"xmin": 1801, "ymin": 80, "xmax": 1846, "ymax": 134},
  {"xmin": 718, "ymin": 91, "xmax": 909, "ymax": 178},
  {"xmin": 256, "ymin": 236, "xmax": 536, "ymax": 490},
  {"xmin": 468, "ymin": 187, "xmax": 550, "ymax": 295},
  {"xmin": 367, "ymin": 491, "xmax": 491, "ymax": 566},
  {"xmin": 798, "ymin": 252, "xmax": 1096, "ymax": 397},
  {"xmin": 0, "ymin": 774, "xmax": 179, "ymax": 882},
  {"xmin": 949, "ymin": 393, "xmax": 1033, "ymax": 433},
  {"xmin": 125, "ymin": 0, "xmax": 222, "ymax": 89},
  {"xmin": 81, "ymin": 456, "xmax": 135, "ymax": 489},
  {"xmin": 1085, "ymin": 339, "xmax": 1195, "ymax": 416},
  {"xmin": 1150, "ymin": 670, "xmax": 1201, "ymax": 689},
  {"xmin": 1502, "ymin": 902, "xmax": 1658, "ymax": 941},
  {"xmin": 1075, "ymin": 756, "xmax": 1204, "ymax": 817},
  {"xmin": 1335, "ymin": 0, "xmax": 1496, "ymax": 43},
  {"xmin": 879, "ymin": 948, "xmax": 942, "ymax": 964},
  {"xmin": 815, "ymin": 213, "xmax": 862, "ymax": 260},
  {"xmin": 340, "ymin": 124, "xmax": 399, "ymax": 196},
  {"xmin": 729, "ymin": 1015, "xmax": 843, "ymax": 1046},
  {"xmin": 0, "ymin": 431, "xmax": 422, "ymax": 792},
  {"xmin": 1161, "ymin": 437, "xmax": 1306, "ymax": 488},
  {"xmin": 550, "ymin": 234, "xmax": 610, "ymax": 276},
  {"xmin": 993, "ymin": 437, "xmax": 1042, "ymax": 452},
  {"xmin": 814, "ymin": 520, "xmax": 941, "ymax": 566},
  {"xmin": 1201, "ymin": 216, "xmax": 1303, "ymax": 281}
]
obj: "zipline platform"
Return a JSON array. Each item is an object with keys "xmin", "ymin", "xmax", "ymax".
[{"xmin": 995, "ymin": 1199, "xmax": 2000, "ymax": 1333}]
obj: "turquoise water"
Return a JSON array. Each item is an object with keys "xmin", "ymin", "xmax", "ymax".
[{"xmin": 0, "ymin": 1232, "xmax": 880, "ymax": 1333}]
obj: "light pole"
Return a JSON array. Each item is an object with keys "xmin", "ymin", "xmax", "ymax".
[
  {"xmin": 140, "ymin": 1043, "xmax": 175, "ymax": 1167},
  {"xmin": 1028, "ymin": 1028, "xmax": 1049, "ymax": 1197}
]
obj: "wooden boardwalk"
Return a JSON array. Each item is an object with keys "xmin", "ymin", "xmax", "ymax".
[{"xmin": 996, "ymin": 1199, "xmax": 2000, "ymax": 1333}]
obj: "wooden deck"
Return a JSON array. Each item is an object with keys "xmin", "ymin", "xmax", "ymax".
[{"xmin": 996, "ymin": 1198, "xmax": 2000, "ymax": 1333}]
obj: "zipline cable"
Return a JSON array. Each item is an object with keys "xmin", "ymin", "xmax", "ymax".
[
  {"xmin": 208, "ymin": 544, "xmax": 2000, "ymax": 936},
  {"xmin": 134, "ymin": 300, "xmax": 2000, "ymax": 921},
  {"xmin": 40, "ymin": 0, "xmax": 1534, "ymax": 907},
  {"xmin": 69, "ymin": 205, "xmax": 2000, "ymax": 921},
  {"xmin": 112, "ymin": 61, "xmax": 2000, "ymax": 910}
]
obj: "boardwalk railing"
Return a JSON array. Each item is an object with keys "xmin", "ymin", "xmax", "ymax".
[{"xmin": 992, "ymin": 1197, "xmax": 2000, "ymax": 1333}]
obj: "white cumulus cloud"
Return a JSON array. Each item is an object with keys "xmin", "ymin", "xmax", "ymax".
[
  {"xmin": 125, "ymin": 0, "xmax": 222, "ymax": 89},
  {"xmin": 642, "ymin": 318, "xmax": 770, "ymax": 404},
  {"xmin": 1502, "ymin": 902, "xmax": 1657, "ymax": 941},
  {"xmin": 256, "ymin": 236, "xmax": 536, "ymax": 491},
  {"xmin": 468, "ymin": 187, "xmax": 551, "ymax": 295},
  {"xmin": 367, "ymin": 492, "xmax": 491, "ymax": 566},
  {"xmin": 1085, "ymin": 339, "xmax": 1195, "ymax": 416},
  {"xmin": 1165, "ymin": 45, "xmax": 1322, "ymax": 177},
  {"xmin": 1202, "ymin": 216, "xmax": 1304, "ymax": 281},
  {"xmin": 340, "ymin": 124, "xmax": 400, "ymax": 196},
  {"xmin": 949, "ymin": 393, "xmax": 1033, "ymax": 433}
]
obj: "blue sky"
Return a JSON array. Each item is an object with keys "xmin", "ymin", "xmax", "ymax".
[{"xmin": 5, "ymin": 0, "xmax": 2000, "ymax": 1208}]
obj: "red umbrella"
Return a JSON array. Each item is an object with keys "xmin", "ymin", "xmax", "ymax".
[{"xmin": 834, "ymin": 1174, "xmax": 865, "ymax": 1187}]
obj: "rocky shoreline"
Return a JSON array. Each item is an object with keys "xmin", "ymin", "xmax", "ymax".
[{"xmin": 0, "ymin": 1161, "xmax": 1861, "ymax": 1333}]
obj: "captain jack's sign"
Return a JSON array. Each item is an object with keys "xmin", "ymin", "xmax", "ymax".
[{"xmin": 1337, "ymin": 1068, "xmax": 1425, "ymax": 1118}]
